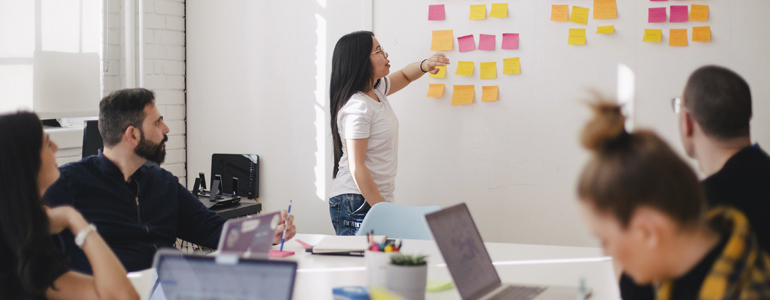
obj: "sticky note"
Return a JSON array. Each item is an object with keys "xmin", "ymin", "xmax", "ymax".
[
  {"xmin": 480, "ymin": 62, "xmax": 497, "ymax": 79},
  {"xmin": 690, "ymin": 5, "xmax": 708, "ymax": 21},
  {"xmin": 643, "ymin": 29, "xmax": 663, "ymax": 43},
  {"xmin": 431, "ymin": 30, "xmax": 453, "ymax": 51},
  {"xmin": 502, "ymin": 33, "xmax": 519, "ymax": 50},
  {"xmin": 503, "ymin": 57, "xmax": 521, "ymax": 74},
  {"xmin": 693, "ymin": 26, "xmax": 711, "ymax": 42},
  {"xmin": 669, "ymin": 29, "xmax": 687, "ymax": 46},
  {"xmin": 428, "ymin": 4, "xmax": 445, "ymax": 21},
  {"xmin": 570, "ymin": 6, "xmax": 589, "ymax": 25},
  {"xmin": 470, "ymin": 4, "xmax": 486, "ymax": 20},
  {"xmin": 427, "ymin": 84, "xmax": 445, "ymax": 97},
  {"xmin": 451, "ymin": 85, "xmax": 475, "ymax": 105},
  {"xmin": 457, "ymin": 35, "xmax": 476, "ymax": 52},
  {"xmin": 651, "ymin": 0, "xmax": 667, "ymax": 1},
  {"xmin": 596, "ymin": 25, "xmax": 614, "ymax": 34},
  {"xmin": 456, "ymin": 61, "xmax": 474, "ymax": 76},
  {"xmin": 568, "ymin": 28, "xmax": 586, "ymax": 45},
  {"xmin": 482, "ymin": 86, "xmax": 499, "ymax": 102},
  {"xmin": 490, "ymin": 3, "xmax": 508, "ymax": 18},
  {"xmin": 426, "ymin": 281, "xmax": 454, "ymax": 293},
  {"xmin": 551, "ymin": 5, "xmax": 569, "ymax": 21},
  {"xmin": 670, "ymin": 5, "xmax": 688, "ymax": 22},
  {"xmin": 429, "ymin": 66, "xmax": 446, "ymax": 78},
  {"xmin": 478, "ymin": 34, "xmax": 496, "ymax": 51},
  {"xmin": 593, "ymin": 0, "xmax": 617, "ymax": 19},
  {"xmin": 648, "ymin": 7, "xmax": 666, "ymax": 23}
]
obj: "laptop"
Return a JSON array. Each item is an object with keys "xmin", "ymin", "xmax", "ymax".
[
  {"xmin": 148, "ymin": 249, "xmax": 297, "ymax": 300},
  {"xmin": 217, "ymin": 211, "xmax": 280, "ymax": 257},
  {"xmin": 425, "ymin": 203, "xmax": 585, "ymax": 300}
]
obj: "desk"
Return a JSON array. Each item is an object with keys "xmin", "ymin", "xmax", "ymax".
[{"xmin": 129, "ymin": 233, "xmax": 621, "ymax": 300}]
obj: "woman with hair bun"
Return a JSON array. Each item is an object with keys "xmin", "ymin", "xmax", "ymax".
[{"xmin": 576, "ymin": 102, "xmax": 770, "ymax": 300}]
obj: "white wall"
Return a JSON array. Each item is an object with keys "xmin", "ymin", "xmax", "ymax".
[{"xmin": 186, "ymin": 1, "xmax": 369, "ymax": 235}]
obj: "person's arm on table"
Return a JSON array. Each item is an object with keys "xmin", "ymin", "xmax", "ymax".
[
  {"xmin": 346, "ymin": 138, "xmax": 386, "ymax": 206},
  {"xmin": 387, "ymin": 53, "xmax": 449, "ymax": 95}
]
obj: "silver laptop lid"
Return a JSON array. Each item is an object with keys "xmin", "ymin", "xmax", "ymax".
[
  {"xmin": 217, "ymin": 211, "xmax": 280, "ymax": 256},
  {"xmin": 425, "ymin": 203, "xmax": 502, "ymax": 300},
  {"xmin": 149, "ymin": 250, "xmax": 297, "ymax": 300}
]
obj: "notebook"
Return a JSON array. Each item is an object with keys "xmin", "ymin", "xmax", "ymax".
[{"xmin": 311, "ymin": 235, "xmax": 386, "ymax": 255}]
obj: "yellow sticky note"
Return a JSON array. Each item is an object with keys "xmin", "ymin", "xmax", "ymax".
[
  {"xmin": 643, "ymin": 29, "xmax": 662, "ymax": 43},
  {"xmin": 570, "ymin": 6, "xmax": 589, "ymax": 25},
  {"xmin": 429, "ymin": 66, "xmax": 446, "ymax": 78},
  {"xmin": 568, "ymin": 28, "xmax": 586, "ymax": 45},
  {"xmin": 596, "ymin": 25, "xmax": 615, "ymax": 34},
  {"xmin": 431, "ymin": 30, "xmax": 453, "ymax": 51},
  {"xmin": 370, "ymin": 287, "xmax": 407, "ymax": 300},
  {"xmin": 690, "ymin": 5, "xmax": 709, "ymax": 21},
  {"xmin": 451, "ymin": 85, "xmax": 475, "ymax": 105},
  {"xmin": 693, "ymin": 26, "xmax": 711, "ymax": 42},
  {"xmin": 482, "ymin": 86, "xmax": 499, "ymax": 102},
  {"xmin": 456, "ymin": 61, "xmax": 474, "ymax": 76},
  {"xmin": 551, "ymin": 5, "xmax": 569, "ymax": 21},
  {"xmin": 593, "ymin": 0, "xmax": 617, "ymax": 19},
  {"xmin": 490, "ymin": 3, "xmax": 508, "ymax": 18},
  {"xmin": 480, "ymin": 62, "xmax": 497, "ymax": 79},
  {"xmin": 427, "ymin": 84, "xmax": 445, "ymax": 97},
  {"xmin": 669, "ymin": 29, "xmax": 688, "ymax": 46},
  {"xmin": 503, "ymin": 57, "xmax": 520, "ymax": 75},
  {"xmin": 470, "ymin": 4, "xmax": 486, "ymax": 20}
]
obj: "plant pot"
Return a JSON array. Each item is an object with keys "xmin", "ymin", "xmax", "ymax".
[{"xmin": 385, "ymin": 264, "xmax": 428, "ymax": 300}]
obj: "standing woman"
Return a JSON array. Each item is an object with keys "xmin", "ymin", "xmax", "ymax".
[
  {"xmin": 0, "ymin": 112, "xmax": 138, "ymax": 300},
  {"xmin": 328, "ymin": 31, "xmax": 449, "ymax": 235}
]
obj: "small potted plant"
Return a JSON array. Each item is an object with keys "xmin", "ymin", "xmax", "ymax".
[{"xmin": 385, "ymin": 254, "xmax": 428, "ymax": 300}]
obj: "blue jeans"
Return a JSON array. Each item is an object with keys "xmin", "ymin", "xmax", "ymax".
[{"xmin": 329, "ymin": 194, "xmax": 371, "ymax": 236}]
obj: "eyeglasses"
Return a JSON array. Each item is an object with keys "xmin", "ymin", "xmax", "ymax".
[
  {"xmin": 671, "ymin": 97, "xmax": 683, "ymax": 114},
  {"xmin": 371, "ymin": 47, "xmax": 387, "ymax": 58}
]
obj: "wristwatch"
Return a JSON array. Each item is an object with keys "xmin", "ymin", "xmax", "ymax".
[{"xmin": 75, "ymin": 224, "xmax": 97, "ymax": 248}]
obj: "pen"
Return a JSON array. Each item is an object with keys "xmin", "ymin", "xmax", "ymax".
[{"xmin": 279, "ymin": 200, "xmax": 292, "ymax": 252}]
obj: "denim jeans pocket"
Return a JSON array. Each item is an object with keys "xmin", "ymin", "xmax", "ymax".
[{"xmin": 347, "ymin": 194, "xmax": 371, "ymax": 220}]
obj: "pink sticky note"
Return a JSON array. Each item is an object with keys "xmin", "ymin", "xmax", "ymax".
[
  {"xmin": 478, "ymin": 34, "xmax": 495, "ymax": 51},
  {"xmin": 428, "ymin": 4, "xmax": 445, "ymax": 21},
  {"xmin": 648, "ymin": 7, "xmax": 667, "ymax": 23},
  {"xmin": 502, "ymin": 33, "xmax": 519, "ymax": 50},
  {"xmin": 457, "ymin": 35, "xmax": 476, "ymax": 52},
  {"xmin": 269, "ymin": 250, "xmax": 295, "ymax": 258},
  {"xmin": 650, "ymin": 0, "xmax": 667, "ymax": 1},
  {"xmin": 670, "ymin": 5, "xmax": 688, "ymax": 22}
]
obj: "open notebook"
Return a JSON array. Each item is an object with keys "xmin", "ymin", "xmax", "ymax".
[{"xmin": 311, "ymin": 235, "xmax": 387, "ymax": 255}]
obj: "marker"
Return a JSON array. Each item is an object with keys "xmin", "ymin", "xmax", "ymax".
[{"xmin": 279, "ymin": 200, "xmax": 292, "ymax": 252}]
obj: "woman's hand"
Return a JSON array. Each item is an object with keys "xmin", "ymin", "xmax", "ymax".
[
  {"xmin": 45, "ymin": 206, "xmax": 88, "ymax": 234},
  {"xmin": 272, "ymin": 209, "xmax": 297, "ymax": 245},
  {"xmin": 424, "ymin": 53, "xmax": 450, "ymax": 74}
]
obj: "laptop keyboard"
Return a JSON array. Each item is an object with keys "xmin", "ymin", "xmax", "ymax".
[{"xmin": 488, "ymin": 285, "xmax": 547, "ymax": 300}]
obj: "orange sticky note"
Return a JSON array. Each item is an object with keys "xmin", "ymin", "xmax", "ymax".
[
  {"xmin": 690, "ymin": 5, "xmax": 709, "ymax": 21},
  {"xmin": 427, "ymin": 84, "xmax": 445, "ymax": 97},
  {"xmin": 669, "ymin": 29, "xmax": 687, "ymax": 46},
  {"xmin": 570, "ymin": 6, "xmax": 589, "ymax": 25},
  {"xmin": 482, "ymin": 86, "xmax": 499, "ymax": 102},
  {"xmin": 429, "ymin": 66, "xmax": 446, "ymax": 78},
  {"xmin": 451, "ymin": 85, "xmax": 475, "ymax": 105},
  {"xmin": 693, "ymin": 26, "xmax": 711, "ymax": 42},
  {"xmin": 551, "ymin": 5, "xmax": 569, "ymax": 21},
  {"xmin": 431, "ymin": 30, "xmax": 453, "ymax": 51},
  {"xmin": 596, "ymin": 25, "xmax": 615, "ymax": 34},
  {"xmin": 480, "ymin": 62, "xmax": 497, "ymax": 79},
  {"xmin": 503, "ymin": 57, "xmax": 520, "ymax": 74},
  {"xmin": 593, "ymin": 0, "xmax": 617, "ymax": 19},
  {"xmin": 456, "ymin": 61, "xmax": 474, "ymax": 76},
  {"xmin": 470, "ymin": 4, "xmax": 486, "ymax": 20},
  {"xmin": 643, "ymin": 29, "xmax": 662, "ymax": 43},
  {"xmin": 490, "ymin": 3, "xmax": 508, "ymax": 18},
  {"xmin": 568, "ymin": 28, "xmax": 586, "ymax": 45}
]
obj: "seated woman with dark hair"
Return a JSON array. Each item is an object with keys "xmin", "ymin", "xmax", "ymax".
[
  {"xmin": 575, "ymin": 102, "xmax": 770, "ymax": 300},
  {"xmin": 0, "ymin": 112, "xmax": 138, "ymax": 300}
]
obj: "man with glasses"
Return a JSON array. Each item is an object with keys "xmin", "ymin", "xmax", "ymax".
[{"xmin": 620, "ymin": 65, "xmax": 770, "ymax": 300}]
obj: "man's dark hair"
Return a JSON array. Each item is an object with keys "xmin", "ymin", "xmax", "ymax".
[
  {"xmin": 99, "ymin": 88, "xmax": 156, "ymax": 147},
  {"xmin": 684, "ymin": 65, "xmax": 752, "ymax": 139}
]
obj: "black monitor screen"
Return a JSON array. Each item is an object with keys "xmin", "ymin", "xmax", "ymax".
[{"xmin": 211, "ymin": 154, "xmax": 259, "ymax": 198}]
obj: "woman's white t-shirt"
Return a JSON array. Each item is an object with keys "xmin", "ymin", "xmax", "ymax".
[{"xmin": 329, "ymin": 77, "xmax": 399, "ymax": 203}]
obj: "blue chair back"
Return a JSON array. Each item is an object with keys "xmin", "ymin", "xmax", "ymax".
[{"xmin": 356, "ymin": 202, "xmax": 443, "ymax": 240}]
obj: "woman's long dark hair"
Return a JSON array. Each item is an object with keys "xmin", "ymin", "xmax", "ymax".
[
  {"xmin": 0, "ymin": 112, "xmax": 68, "ymax": 298},
  {"xmin": 329, "ymin": 31, "xmax": 381, "ymax": 178}
]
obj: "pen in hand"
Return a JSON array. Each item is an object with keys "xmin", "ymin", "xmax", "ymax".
[{"xmin": 279, "ymin": 200, "xmax": 292, "ymax": 252}]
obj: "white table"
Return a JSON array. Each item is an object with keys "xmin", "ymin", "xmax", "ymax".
[{"xmin": 129, "ymin": 233, "xmax": 621, "ymax": 300}]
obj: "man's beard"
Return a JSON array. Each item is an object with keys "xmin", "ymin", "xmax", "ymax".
[{"xmin": 135, "ymin": 132, "xmax": 168, "ymax": 165}]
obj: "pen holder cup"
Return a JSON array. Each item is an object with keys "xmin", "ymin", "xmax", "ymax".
[
  {"xmin": 365, "ymin": 250, "xmax": 393, "ymax": 287},
  {"xmin": 385, "ymin": 264, "xmax": 428, "ymax": 300}
]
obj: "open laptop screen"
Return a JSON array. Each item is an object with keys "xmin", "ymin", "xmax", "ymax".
[
  {"xmin": 150, "ymin": 253, "xmax": 296, "ymax": 300},
  {"xmin": 425, "ymin": 203, "xmax": 502, "ymax": 300}
]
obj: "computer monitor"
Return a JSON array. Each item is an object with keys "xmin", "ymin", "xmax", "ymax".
[
  {"xmin": 82, "ymin": 120, "xmax": 103, "ymax": 158},
  {"xmin": 211, "ymin": 154, "xmax": 259, "ymax": 198}
]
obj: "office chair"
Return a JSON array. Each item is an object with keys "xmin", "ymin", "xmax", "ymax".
[{"xmin": 356, "ymin": 202, "xmax": 442, "ymax": 240}]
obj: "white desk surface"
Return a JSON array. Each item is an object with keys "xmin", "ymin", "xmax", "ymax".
[{"xmin": 129, "ymin": 233, "xmax": 621, "ymax": 300}]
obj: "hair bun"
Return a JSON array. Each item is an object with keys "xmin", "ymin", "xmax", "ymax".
[{"xmin": 581, "ymin": 102, "xmax": 627, "ymax": 152}]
